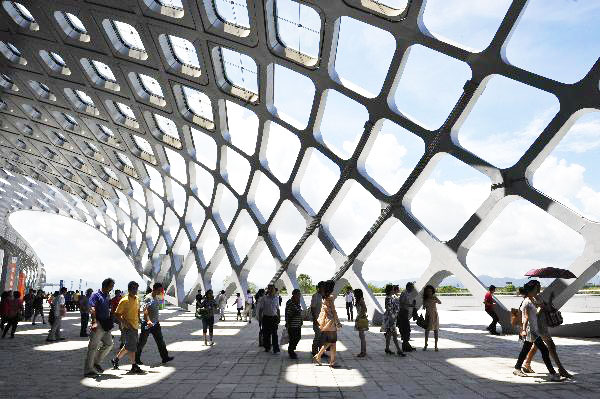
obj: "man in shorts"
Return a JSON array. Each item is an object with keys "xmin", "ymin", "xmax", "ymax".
[{"xmin": 111, "ymin": 281, "xmax": 144, "ymax": 374}]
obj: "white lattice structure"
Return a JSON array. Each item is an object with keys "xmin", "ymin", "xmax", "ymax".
[{"xmin": 0, "ymin": 0, "xmax": 598, "ymax": 327}]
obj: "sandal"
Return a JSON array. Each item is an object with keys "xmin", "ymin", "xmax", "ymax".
[
  {"xmin": 312, "ymin": 356, "xmax": 322, "ymax": 366},
  {"xmin": 522, "ymin": 366, "xmax": 535, "ymax": 374}
]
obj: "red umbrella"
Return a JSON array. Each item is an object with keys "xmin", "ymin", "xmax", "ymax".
[{"xmin": 525, "ymin": 267, "xmax": 576, "ymax": 279}]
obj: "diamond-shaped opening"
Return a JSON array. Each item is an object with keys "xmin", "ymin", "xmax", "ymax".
[
  {"xmin": 467, "ymin": 199, "xmax": 585, "ymax": 278},
  {"xmin": 107, "ymin": 101, "xmax": 138, "ymax": 129},
  {"xmin": 216, "ymin": 47, "xmax": 258, "ymax": 102},
  {"xmin": 505, "ymin": 0, "xmax": 600, "ymax": 83},
  {"xmin": 326, "ymin": 180, "xmax": 381, "ymax": 254},
  {"xmin": 420, "ymin": 0, "xmax": 511, "ymax": 52},
  {"xmin": 295, "ymin": 240, "xmax": 335, "ymax": 284},
  {"xmin": 116, "ymin": 190, "xmax": 131, "ymax": 215},
  {"xmin": 183, "ymin": 261, "xmax": 199, "ymax": 295},
  {"xmin": 146, "ymin": 165, "xmax": 165, "ymax": 196},
  {"xmin": 163, "ymin": 207, "xmax": 179, "ymax": 236},
  {"xmin": 262, "ymin": 121, "xmax": 300, "ymax": 183},
  {"xmin": 129, "ymin": 72, "xmax": 165, "ymax": 107},
  {"xmin": 40, "ymin": 50, "xmax": 70, "ymax": 75},
  {"xmin": 64, "ymin": 88, "xmax": 98, "ymax": 115},
  {"xmin": 271, "ymin": 64, "xmax": 315, "ymax": 129},
  {"xmin": 185, "ymin": 196, "xmax": 205, "ymax": 238},
  {"xmin": 173, "ymin": 229, "xmax": 191, "ymax": 256},
  {"xmin": 159, "ymin": 34, "xmax": 202, "ymax": 77},
  {"xmin": 193, "ymin": 164, "xmax": 214, "ymax": 206},
  {"xmin": 190, "ymin": 127, "xmax": 217, "ymax": 169},
  {"xmin": 177, "ymin": 86, "xmax": 214, "ymax": 130},
  {"xmin": 456, "ymin": 74, "xmax": 559, "ymax": 169},
  {"xmin": 228, "ymin": 209, "xmax": 258, "ymax": 264},
  {"xmin": 360, "ymin": 119, "xmax": 424, "ymax": 195},
  {"xmin": 198, "ymin": 220, "xmax": 220, "ymax": 264},
  {"xmin": 129, "ymin": 178, "xmax": 146, "ymax": 206},
  {"xmin": 150, "ymin": 191, "xmax": 165, "ymax": 223},
  {"xmin": 248, "ymin": 245, "xmax": 277, "ymax": 288},
  {"xmin": 165, "ymin": 147, "xmax": 188, "ymax": 184},
  {"xmin": 334, "ymin": 16, "xmax": 395, "ymax": 98},
  {"xmin": 248, "ymin": 170, "xmax": 279, "ymax": 224},
  {"xmin": 0, "ymin": 73, "xmax": 17, "ymax": 91},
  {"xmin": 361, "ymin": 218, "xmax": 431, "ymax": 283},
  {"xmin": 268, "ymin": 199, "xmax": 306, "ymax": 258},
  {"xmin": 169, "ymin": 179, "xmax": 187, "ymax": 216},
  {"xmin": 3, "ymin": 1, "xmax": 38, "ymax": 31},
  {"xmin": 29, "ymin": 81, "xmax": 56, "ymax": 102},
  {"xmin": 133, "ymin": 135, "xmax": 155, "ymax": 157},
  {"xmin": 533, "ymin": 111, "xmax": 600, "ymax": 222},
  {"xmin": 221, "ymin": 147, "xmax": 250, "ymax": 195},
  {"xmin": 81, "ymin": 59, "xmax": 119, "ymax": 91},
  {"xmin": 274, "ymin": 0, "xmax": 321, "ymax": 65},
  {"xmin": 210, "ymin": 256, "xmax": 233, "ymax": 292},
  {"xmin": 392, "ymin": 44, "xmax": 471, "ymax": 130},
  {"xmin": 144, "ymin": 0, "xmax": 184, "ymax": 18},
  {"xmin": 150, "ymin": 113, "xmax": 181, "ymax": 148},
  {"xmin": 55, "ymin": 11, "xmax": 89, "ymax": 42},
  {"xmin": 224, "ymin": 100, "xmax": 258, "ymax": 156},
  {"xmin": 103, "ymin": 19, "xmax": 148, "ymax": 60},
  {"xmin": 409, "ymin": 154, "xmax": 490, "ymax": 241},
  {"xmin": 0, "ymin": 41, "xmax": 26, "ymax": 65},
  {"xmin": 316, "ymin": 89, "xmax": 369, "ymax": 159},
  {"xmin": 294, "ymin": 148, "xmax": 340, "ymax": 215},
  {"xmin": 214, "ymin": 0, "xmax": 250, "ymax": 29},
  {"xmin": 213, "ymin": 183, "xmax": 237, "ymax": 231}
]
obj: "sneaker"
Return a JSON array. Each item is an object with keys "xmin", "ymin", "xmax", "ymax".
[
  {"xmin": 94, "ymin": 364, "xmax": 104, "ymax": 373},
  {"xmin": 84, "ymin": 372, "xmax": 98, "ymax": 378},
  {"xmin": 288, "ymin": 351, "xmax": 298, "ymax": 359},
  {"xmin": 128, "ymin": 365, "xmax": 146, "ymax": 375},
  {"xmin": 513, "ymin": 369, "xmax": 527, "ymax": 377},
  {"xmin": 45, "ymin": 338, "xmax": 56, "ymax": 343},
  {"xmin": 111, "ymin": 358, "xmax": 119, "ymax": 370},
  {"xmin": 549, "ymin": 374, "xmax": 562, "ymax": 382},
  {"xmin": 57, "ymin": 337, "xmax": 66, "ymax": 341},
  {"xmin": 162, "ymin": 356, "xmax": 174, "ymax": 364}
]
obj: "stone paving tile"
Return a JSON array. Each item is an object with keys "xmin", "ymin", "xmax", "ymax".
[{"xmin": 0, "ymin": 307, "xmax": 598, "ymax": 398}]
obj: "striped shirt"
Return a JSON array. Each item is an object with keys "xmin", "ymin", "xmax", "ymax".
[{"xmin": 285, "ymin": 299, "xmax": 303, "ymax": 328}]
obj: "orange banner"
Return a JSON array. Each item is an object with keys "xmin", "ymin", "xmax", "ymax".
[{"xmin": 17, "ymin": 272, "xmax": 26, "ymax": 298}]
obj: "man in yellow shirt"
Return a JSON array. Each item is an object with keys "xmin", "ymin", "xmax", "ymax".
[{"xmin": 111, "ymin": 281, "xmax": 144, "ymax": 374}]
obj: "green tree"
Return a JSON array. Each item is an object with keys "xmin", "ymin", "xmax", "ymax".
[{"xmin": 297, "ymin": 273, "xmax": 315, "ymax": 294}]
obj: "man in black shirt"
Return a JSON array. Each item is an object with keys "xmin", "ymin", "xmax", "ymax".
[{"xmin": 195, "ymin": 290, "xmax": 203, "ymax": 307}]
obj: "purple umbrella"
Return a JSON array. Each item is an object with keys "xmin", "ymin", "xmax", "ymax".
[{"xmin": 525, "ymin": 267, "xmax": 576, "ymax": 279}]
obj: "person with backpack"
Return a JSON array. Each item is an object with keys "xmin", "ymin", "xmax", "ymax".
[
  {"xmin": 84, "ymin": 278, "xmax": 115, "ymax": 377},
  {"xmin": 1, "ymin": 291, "xmax": 23, "ymax": 339},
  {"xmin": 197, "ymin": 290, "xmax": 218, "ymax": 346},
  {"xmin": 136, "ymin": 282, "xmax": 174, "ymax": 365},
  {"xmin": 47, "ymin": 287, "xmax": 67, "ymax": 342},
  {"xmin": 521, "ymin": 280, "xmax": 572, "ymax": 378},
  {"xmin": 513, "ymin": 281, "xmax": 560, "ymax": 381}
]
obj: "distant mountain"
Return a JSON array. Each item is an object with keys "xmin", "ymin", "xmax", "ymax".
[{"xmin": 367, "ymin": 275, "xmax": 544, "ymax": 289}]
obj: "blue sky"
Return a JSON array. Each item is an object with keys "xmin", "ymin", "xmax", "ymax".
[{"xmin": 8, "ymin": 0, "xmax": 600, "ymax": 291}]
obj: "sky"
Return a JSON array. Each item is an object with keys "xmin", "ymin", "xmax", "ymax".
[{"xmin": 6, "ymin": 0, "xmax": 600, "ymax": 292}]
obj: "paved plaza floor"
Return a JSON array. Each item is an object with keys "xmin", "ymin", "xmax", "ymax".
[{"xmin": 0, "ymin": 307, "xmax": 599, "ymax": 399}]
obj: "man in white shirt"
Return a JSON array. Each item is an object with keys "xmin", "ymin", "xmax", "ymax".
[
  {"xmin": 398, "ymin": 282, "xmax": 418, "ymax": 352},
  {"xmin": 310, "ymin": 281, "xmax": 324, "ymax": 356},
  {"xmin": 47, "ymin": 287, "xmax": 67, "ymax": 342},
  {"xmin": 231, "ymin": 293, "xmax": 244, "ymax": 321},
  {"xmin": 345, "ymin": 289, "xmax": 355, "ymax": 321},
  {"xmin": 216, "ymin": 290, "xmax": 227, "ymax": 321},
  {"xmin": 258, "ymin": 285, "xmax": 280, "ymax": 353},
  {"xmin": 243, "ymin": 289, "xmax": 254, "ymax": 323}
]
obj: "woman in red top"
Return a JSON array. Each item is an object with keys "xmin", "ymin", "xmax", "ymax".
[
  {"xmin": 483, "ymin": 285, "xmax": 499, "ymax": 335},
  {"xmin": 2, "ymin": 291, "xmax": 24, "ymax": 339}
]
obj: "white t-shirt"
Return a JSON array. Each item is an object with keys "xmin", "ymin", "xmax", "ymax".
[
  {"xmin": 54, "ymin": 294, "xmax": 65, "ymax": 317},
  {"xmin": 236, "ymin": 297, "xmax": 244, "ymax": 308},
  {"xmin": 345, "ymin": 292, "xmax": 354, "ymax": 303},
  {"xmin": 245, "ymin": 294, "xmax": 254, "ymax": 305},
  {"xmin": 521, "ymin": 297, "xmax": 539, "ymax": 341}
]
